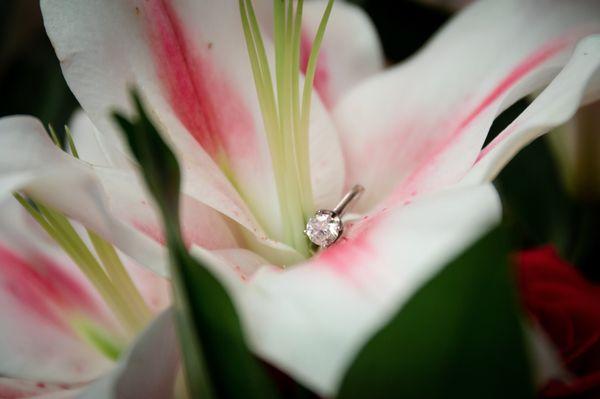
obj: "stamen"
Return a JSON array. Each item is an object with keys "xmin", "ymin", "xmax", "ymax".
[
  {"xmin": 240, "ymin": 0, "xmax": 334, "ymax": 256},
  {"xmin": 71, "ymin": 317, "xmax": 124, "ymax": 361},
  {"xmin": 300, "ymin": 0, "xmax": 334, "ymax": 213}
]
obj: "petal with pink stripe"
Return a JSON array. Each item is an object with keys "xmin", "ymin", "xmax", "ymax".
[
  {"xmin": 464, "ymin": 35, "xmax": 600, "ymax": 184},
  {"xmin": 193, "ymin": 184, "xmax": 501, "ymax": 396},
  {"xmin": 333, "ymin": 0, "xmax": 600, "ymax": 210},
  {"xmin": 0, "ymin": 235, "xmax": 112, "ymax": 383}
]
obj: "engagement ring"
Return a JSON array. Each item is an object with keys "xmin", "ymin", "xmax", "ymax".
[{"xmin": 305, "ymin": 185, "xmax": 364, "ymax": 249}]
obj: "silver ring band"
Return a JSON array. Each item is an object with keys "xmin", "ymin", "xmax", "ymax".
[{"xmin": 333, "ymin": 185, "xmax": 365, "ymax": 216}]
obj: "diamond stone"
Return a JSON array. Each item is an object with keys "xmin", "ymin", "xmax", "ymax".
[{"xmin": 305, "ymin": 210, "xmax": 343, "ymax": 248}]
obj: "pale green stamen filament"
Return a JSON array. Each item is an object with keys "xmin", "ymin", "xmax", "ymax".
[
  {"xmin": 14, "ymin": 128, "xmax": 151, "ymax": 356},
  {"xmin": 240, "ymin": 0, "xmax": 334, "ymax": 256},
  {"xmin": 71, "ymin": 317, "xmax": 124, "ymax": 361}
]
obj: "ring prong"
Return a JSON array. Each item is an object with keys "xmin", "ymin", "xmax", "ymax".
[{"xmin": 305, "ymin": 185, "xmax": 363, "ymax": 249}]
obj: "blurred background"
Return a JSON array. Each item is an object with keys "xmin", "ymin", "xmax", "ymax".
[
  {"xmin": 0, "ymin": 1, "xmax": 77, "ymax": 129},
  {"xmin": 1, "ymin": 0, "xmax": 598, "ymax": 280}
]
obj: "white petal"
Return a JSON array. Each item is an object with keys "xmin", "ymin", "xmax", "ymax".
[
  {"xmin": 196, "ymin": 184, "xmax": 501, "ymax": 396},
  {"xmin": 79, "ymin": 309, "xmax": 179, "ymax": 399},
  {"xmin": 301, "ymin": 0, "xmax": 385, "ymax": 108},
  {"xmin": 2, "ymin": 112, "xmax": 299, "ymax": 274},
  {"xmin": 70, "ymin": 111, "xmax": 254, "ymax": 256},
  {"xmin": 0, "ymin": 116, "xmax": 168, "ymax": 277},
  {"xmin": 463, "ymin": 35, "xmax": 600, "ymax": 184},
  {"xmin": 92, "ymin": 167, "xmax": 239, "ymax": 252},
  {"xmin": 68, "ymin": 110, "xmax": 245, "ymax": 253},
  {"xmin": 1, "ymin": 114, "xmax": 244, "ymax": 275},
  {"xmin": 68, "ymin": 110, "xmax": 127, "ymax": 169},
  {"xmin": 333, "ymin": 0, "xmax": 600, "ymax": 210}
]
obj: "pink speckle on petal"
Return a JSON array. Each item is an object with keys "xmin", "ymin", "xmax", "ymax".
[{"xmin": 0, "ymin": 380, "xmax": 76, "ymax": 399}]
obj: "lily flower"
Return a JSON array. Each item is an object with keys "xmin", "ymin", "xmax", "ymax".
[{"xmin": 0, "ymin": 0, "xmax": 598, "ymax": 396}]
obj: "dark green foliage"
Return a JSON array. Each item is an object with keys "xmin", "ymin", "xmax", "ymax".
[
  {"xmin": 114, "ymin": 91, "xmax": 279, "ymax": 399},
  {"xmin": 338, "ymin": 228, "xmax": 534, "ymax": 399},
  {"xmin": 0, "ymin": 2, "xmax": 77, "ymax": 129}
]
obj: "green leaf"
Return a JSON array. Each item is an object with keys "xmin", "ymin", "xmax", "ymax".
[
  {"xmin": 113, "ymin": 90, "xmax": 279, "ymax": 399},
  {"xmin": 113, "ymin": 93, "xmax": 181, "ymax": 235},
  {"xmin": 337, "ymin": 227, "xmax": 534, "ymax": 399}
]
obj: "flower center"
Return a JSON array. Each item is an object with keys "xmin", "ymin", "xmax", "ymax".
[
  {"xmin": 239, "ymin": 0, "xmax": 334, "ymax": 256},
  {"xmin": 305, "ymin": 210, "xmax": 342, "ymax": 247}
]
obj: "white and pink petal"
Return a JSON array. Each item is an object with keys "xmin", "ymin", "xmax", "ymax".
[
  {"xmin": 0, "ymin": 200, "xmax": 113, "ymax": 384},
  {"xmin": 333, "ymin": 0, "xmax": 600, "ymax": 210},
  {"xmin": 463, "ymin": 35, "xmax": 600, "ymax": 184},
  {"xmin": 195, "ymin": 184, "xmax": 502, "ymax": 396},
  {"xmin": 0, "ymin": 116, "xmax": 169, "ymax": 277}
]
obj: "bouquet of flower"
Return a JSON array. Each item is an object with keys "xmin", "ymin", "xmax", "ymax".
[{"xmin": 0, "ymin": 0, "xmax": 599, "ymax": 398}]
